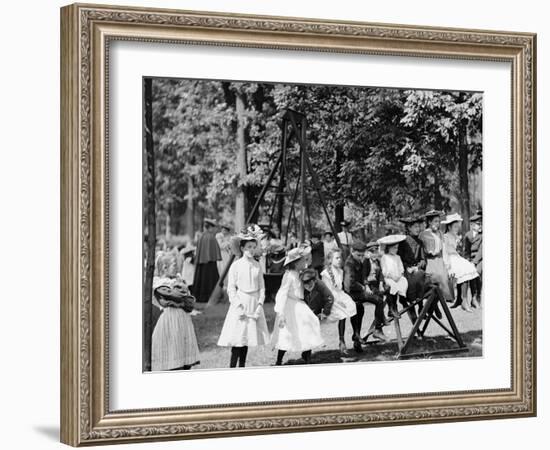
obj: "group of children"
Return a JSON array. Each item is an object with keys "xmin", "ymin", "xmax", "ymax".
[{"xmin": 150, "ymin": 210, "xmax": 483, "ymax": 370}]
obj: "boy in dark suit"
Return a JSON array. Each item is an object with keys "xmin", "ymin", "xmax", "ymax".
[{"xmin": 344, "ymin": 241, "xmax": 388, "ymax": 351}]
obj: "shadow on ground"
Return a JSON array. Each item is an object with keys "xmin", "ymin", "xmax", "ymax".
[{"xmin": 284, "ymin": 330, "xmax": 482, "ymax": 365}]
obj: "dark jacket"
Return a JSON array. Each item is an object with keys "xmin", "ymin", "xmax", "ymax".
[
  {"xmin": 310, "ymin": 240, "xmax": 325, "ymax": 269},
  {"xmin": 303, "ymin": 279, "xmax": 334, "ymax": 316},
  {"xmin": 397, "ymin": 235, "xmax": 426, "ymax": 270},
  {"xmin": 343, "ymin": 255, "xmax": 367, "ymax": 301},
  {"xmin": 362, "ymin": 257, "xmax": 383, "ymax": 289},
  {"xmin": 463, "ymin": 230, "xmax": 482, "ymax": 262},
  {"xmin": 194, "ymin": 230, "xmax": 222, "ymax": 264}
]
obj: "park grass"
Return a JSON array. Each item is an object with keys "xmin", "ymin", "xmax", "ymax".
[{"xmin": 190, "ymin": 299, "xmax": 483, "ymax": 370}]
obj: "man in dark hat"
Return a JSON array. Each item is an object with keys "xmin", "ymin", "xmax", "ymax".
[
  {"xmin": 464, "ymin": 213, "xmax": 483, "ymax": 307},
  {"xmin": 362, "ymin": 240, "xmax": 388, "ymax": 329},
  {"xmin": 343, "ymin": 240, "xmax": 388, "ymax": 350},
  {"xmin": 192, "ymin": 218, "xmax": 222, "ymax": 302},
  {"xmin": 338, "ymin": 220, "xmax": 353, "ymax": 259}
]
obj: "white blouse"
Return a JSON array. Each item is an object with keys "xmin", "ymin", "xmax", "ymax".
[
  {"xmin": 381, "ymin": 254, "xmax": 405, "ymax": 281},
  {"xmin": 337, "ymin": 231, "xmax": 353, "ymax": 246},
  {"xmin": 227, "ymin": 256, "xmax": 265, "ymax": 305}
]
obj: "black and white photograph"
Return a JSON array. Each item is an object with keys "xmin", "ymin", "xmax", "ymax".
[{"xmin": 142, "ymin": 77, "xmax": 483, "ymax": 372}]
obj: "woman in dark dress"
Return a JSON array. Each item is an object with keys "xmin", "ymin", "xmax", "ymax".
[{"xmin": 192, "ymin": 218, "xmax": 222, "ymax": 302}]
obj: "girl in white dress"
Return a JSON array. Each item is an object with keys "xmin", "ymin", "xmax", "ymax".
[
  {"xmin": 217, "ymin": 227, "xmax": 270, "ymax": 367},
  {"xmin": 442, "ymin": 213, "xmax": 480, "ymax": 312},
  {"xmin": 151, "ymin": 275, "xmax": 200, "ymax": 371},
  {"xmin": 321, "ymin": 249, "xmax": 357, "ymax": 355},
  {"xmin": 378, "ymin": 235, "xmax": 408, "ymax": 319},
  {"xmin": 271, "ymin": 247, "xmax": 323, "ymax": 365}
]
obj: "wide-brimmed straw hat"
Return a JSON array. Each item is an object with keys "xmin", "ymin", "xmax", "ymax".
[
  {"xmin": 283, "ymin": 246, "xmax": 311, "ymax": 267},
  {"xmin": 377, "ymin": 234, "xmax": 407, "ymax": 246},
  {"xmin": 236, "ymin": 224, "xmax": 264, "ymax": 243},
  {"xmin": 441, "ymin": 213, "xmax": 464, "ymax": 225},
  {"xmin": 470, "ymin": 213, "xmax": 482, "ymax": 222}
]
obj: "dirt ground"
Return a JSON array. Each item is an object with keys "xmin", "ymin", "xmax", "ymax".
[{"xmin": 189, "ymin": 299, "xmax": 483, "ymax": 370}]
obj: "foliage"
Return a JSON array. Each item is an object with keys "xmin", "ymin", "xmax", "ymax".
[{"xmin": 150, "ymin": 79, "xmax": 482, "ymax": 236}]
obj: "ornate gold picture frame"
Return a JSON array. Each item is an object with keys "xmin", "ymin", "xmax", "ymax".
[{"xmin": 60, "ymin": 3, "xmax": 536, "ymax": 446}]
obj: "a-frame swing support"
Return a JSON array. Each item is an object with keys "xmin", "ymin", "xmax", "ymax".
[
  {"xmin": 363, "ymin": 289, "xmax": 469, "ymax": 359},
  {"xmin": 278, "ymin": 109, "xmax": 342, "ymax": 247},
  {"xmin": 208, "ymin": 109, "xmax": 341, "ymax": 305}
]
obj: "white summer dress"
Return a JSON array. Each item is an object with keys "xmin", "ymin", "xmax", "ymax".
[
  {"xmin": 217, "ymin": 256, "xmax": 270, "ymax": 347},
  {"xmin": 380, "ymin": 254, "xmax": 408, "ymax": 297},
  {"xmin": 320, "ymin": 267, "xmax": 357, "ymax": 321},
  {"xmin": 271, "ymin": 270, "xmax": 323, "ymax": 352},
  {"xmin": 443, "ymin": 233, "xmax": 480, "ymax": 284}
]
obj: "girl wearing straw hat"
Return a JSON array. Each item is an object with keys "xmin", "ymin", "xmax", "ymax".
[
  {"xmin": 217, "ymin": 225, "xmax": 270, "ymax": 367},
  {"xmin": 271, "ymin": 246, "xmax": 323, "ymax": 365},
  {"xmin": 378, "ymin": 234, "xmax": 408, "ymax": 319},
  {"xmin": 442, "ymin": 213, "xmax": 480, "ymax": 312}
]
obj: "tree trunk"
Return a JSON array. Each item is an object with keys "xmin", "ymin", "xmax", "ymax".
[
  {"xmin": 333, "ymin": 145, "xmax": 344, "ymax": 232},
  {"xmin": 335, "ymin": 203, "xmax": 344, "ymax": 233},
  {"xmin": 458, "ymin": 125, "xmax": 471, "ymax": 231},
  {"xmin": 235, "ymin": 92, "xmax": 247, "ymax": 230},
  {"xmin": 164, "ymin": 210, "xmax": 171, "ymax": 242},
  {"xmin": 143, "ymin": 78, "xmax": 156, "ymax": 372},
  {"xmin": 186, "ymin": 175, "xmax": 195, "ymax": 239}
]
